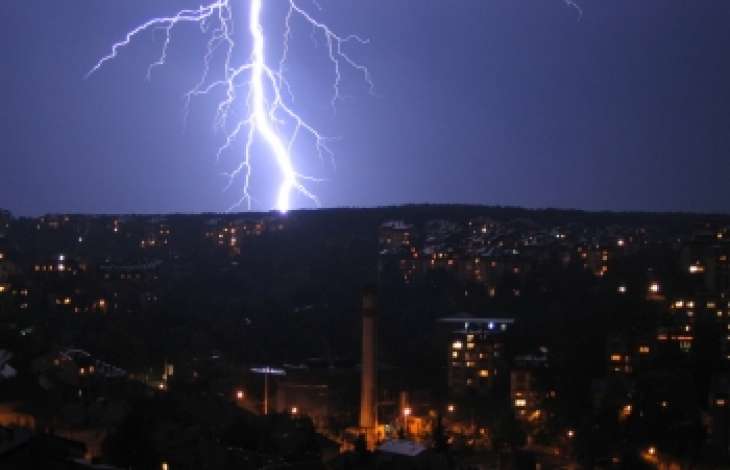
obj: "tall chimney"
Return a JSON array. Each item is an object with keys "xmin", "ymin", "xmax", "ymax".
[{"xmin": 359, "ymin": 286, "xmax": 378, "ymax": 449}]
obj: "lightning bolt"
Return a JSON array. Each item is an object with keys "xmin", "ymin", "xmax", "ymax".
[
  {"xmin": 88, "ymin": 0, "xmax": 373, "ymax": 213},
  {"xmin": 563, "ymin": 0, "xmax": 583, "ymax": 20}
]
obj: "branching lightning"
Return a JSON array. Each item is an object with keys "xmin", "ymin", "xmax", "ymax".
[{"xmin": 88, "ymin": 0, "xmax": 373, "ymax": 213}]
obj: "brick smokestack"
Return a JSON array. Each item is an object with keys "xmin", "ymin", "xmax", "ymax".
[{"xmin": 359, "ymin": 286, "xmax": 377, "ymax": 449}]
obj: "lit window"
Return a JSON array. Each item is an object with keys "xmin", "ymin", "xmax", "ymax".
[
  {"xmin": 716, "ymin": 398, "xmax": 727, "ymax": 407},
  {"xmin": 452, "ymin": 351, "xmax": 459, "ymax": 359},
  {"xmin": 639, "ymin": 346, "xmax": 650, "ymax": 354},
  {"xmin": 466, "ymin": 342, "xmax": 475, "ymax": 350},
  {"xmin": 452, "ymin": 341, "xmax": 463, "ymax": 350},
  {"xmin": 514, "ymin": 398, "xmax": 527, "ymax": 408},
  {"xmin": 649, "ymin": 282, "xmax": 660, "ymax": 294},
  {"xmin": 617, "ymin": 285, "xmax": 627, "ymax": 294},
  {"xmin": 479, "ymin": 369, "xmax": 489, "ymax": 377},
  {"xmin": 610, "ymin": 354, "xmax": 622, "ymax": 362}
]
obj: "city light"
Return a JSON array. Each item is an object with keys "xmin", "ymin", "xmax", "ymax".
[
  {"xmin": 290, "ymin": 406, "xmax": 298, "ymax": 415},
  {"xmin": 567, "ymin": 429, "xmax": 575, "ymax": 439},
  {"xmin": 403, "ymin": 407, "xmax": 412, "ymax": 417},
  {"xmin": 236, "ymin": 390, "xmax": 244, "ymax": 400},
  {"xmin": 447, "ymin": 404, "xmax": 455, "ymax": 413}
]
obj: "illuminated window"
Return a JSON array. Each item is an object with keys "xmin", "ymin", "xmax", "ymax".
[
  {"xmin": 617, "ymin": 285, "xmax": 627, "ymax": 294},
  {"xmin": 649, "ymin": 282, "xmax": 661, "ymax": 294},
  {"xmin": 465, "ymin": 361, "xmax": 475, "ymax": 368},
  {"xmin": 610, "ymin": 354, "xmax": 622, "ymax": 362},
  {"xmin": 479, "ymin": 369, "xmax": 489, "ymax": 377},
  {"xmin": 452, "ymin": 351, "xmax": 459, "ymax": 359},
  {"xmin": 466, "ymin": 342, "xmax": 475, "ymax": 350},
  {"xmin": 708, "ymin": 301, "xmax": 717, "ymax": 309},
  {"xmin": 639, "ymin": 346, "xmax": 650, "ymax": 354},
  {"xmin": 716, "ymin": 398, "xmax": 727, "ymax": 407},
  {"xmin": 452, "ymin": 341, "xmax": 463, "ymax": 350},
  {"xmin": 514, "ymin": 398, "xmax": 527, "ymax": 408}
]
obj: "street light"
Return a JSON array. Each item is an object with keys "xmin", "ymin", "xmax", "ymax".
[{"xmin": 250, "ymin": 366, "xmax": 286, "ymax": 415}]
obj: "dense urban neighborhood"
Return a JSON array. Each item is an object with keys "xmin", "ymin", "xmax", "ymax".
[{"xmin": 1, "ymin": 205, "xmax": 729, "ymax": 469}]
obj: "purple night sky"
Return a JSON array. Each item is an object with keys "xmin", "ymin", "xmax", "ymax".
[{"xmin": 2, "ymin": 0, "xmax": 730, "ymax": 215}]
